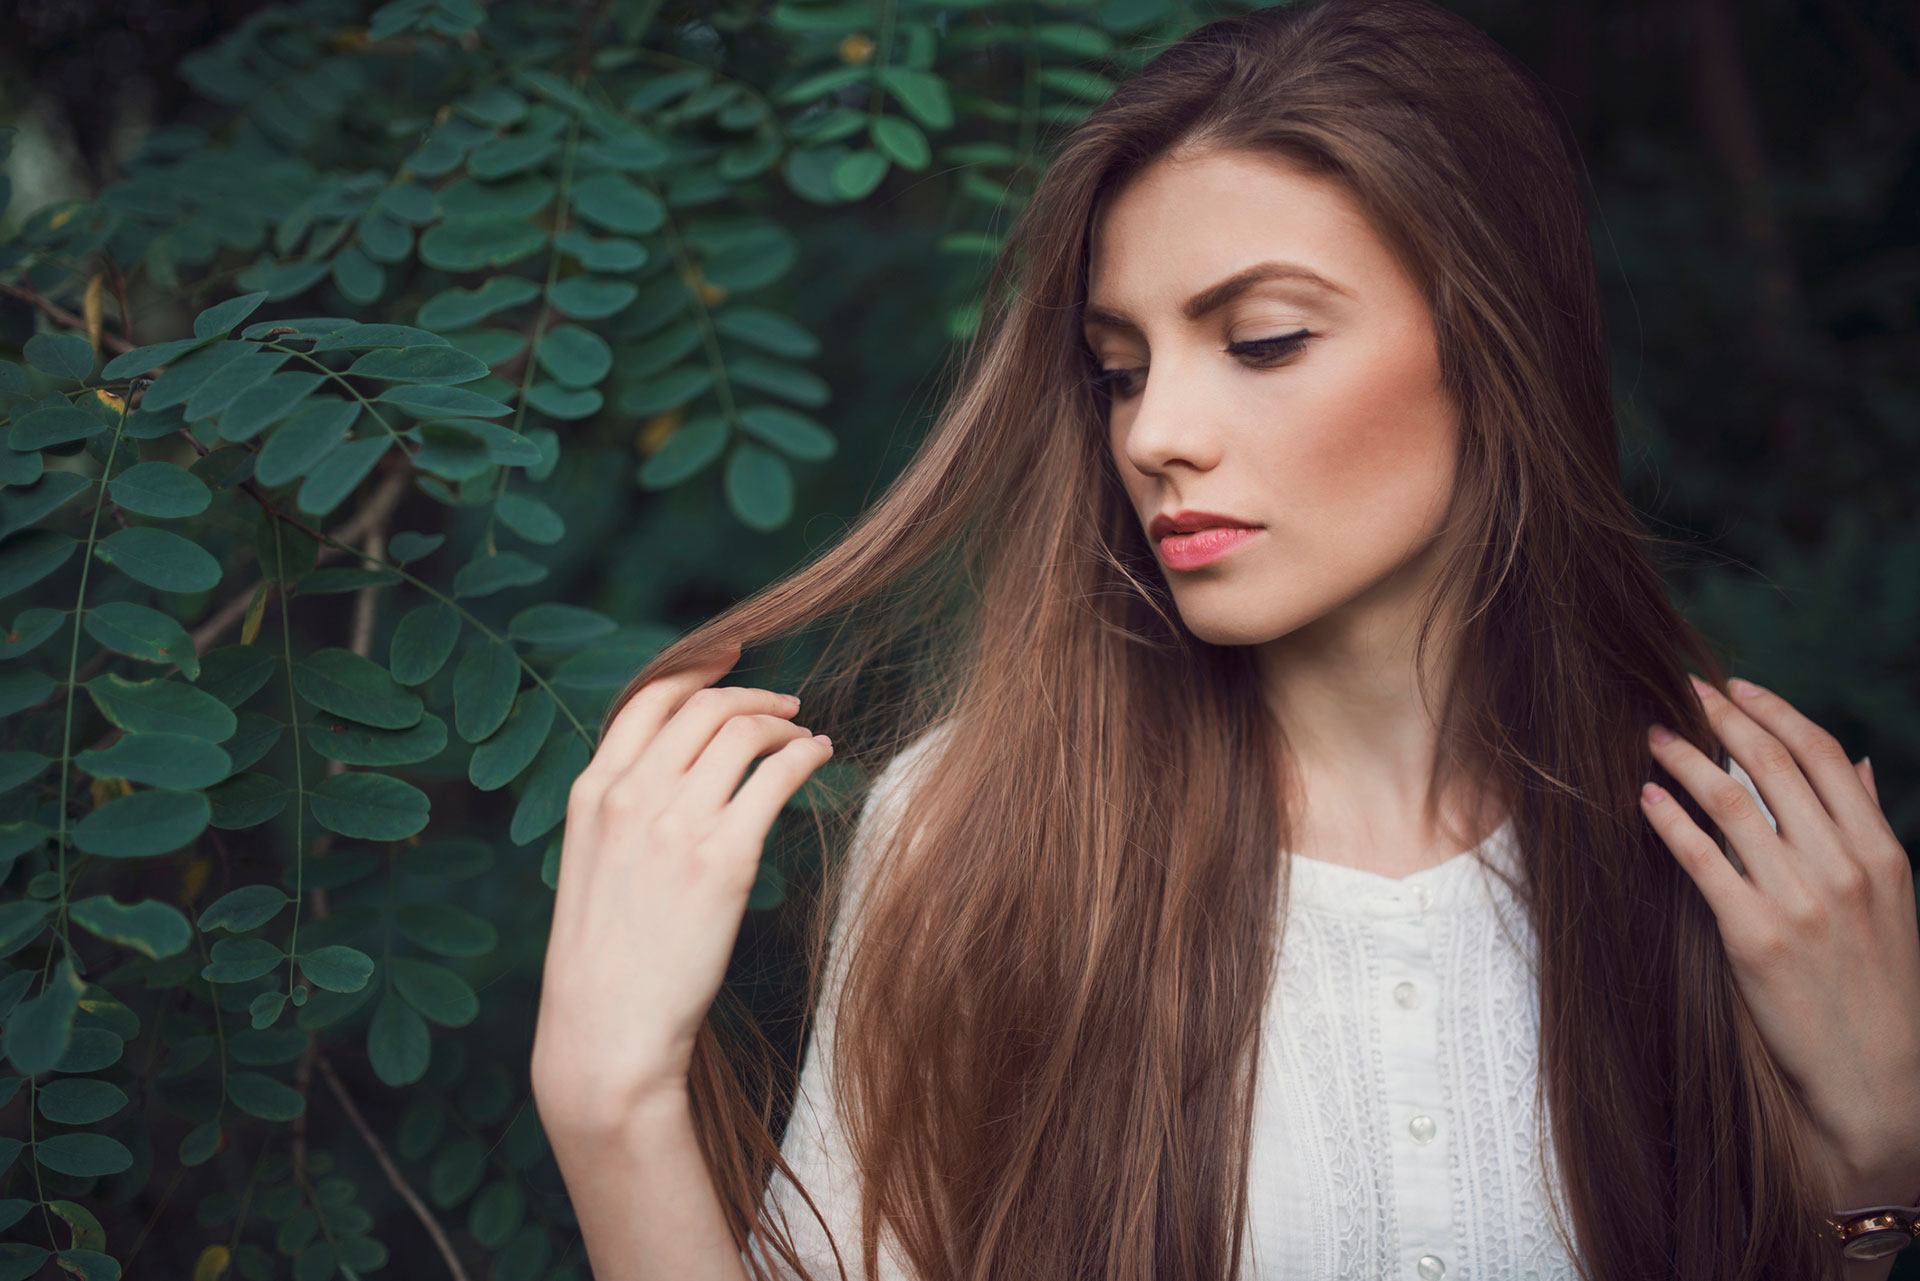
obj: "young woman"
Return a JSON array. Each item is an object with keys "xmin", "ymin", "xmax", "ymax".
[{"xmin": 528, "ymin": 1, "xmax": 1920, "ymax": 1277}]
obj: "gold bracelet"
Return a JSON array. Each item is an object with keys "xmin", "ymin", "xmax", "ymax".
[{"xmin": 1826, "ymin": 1202, "xmax": 1920, "ymax": 1261}]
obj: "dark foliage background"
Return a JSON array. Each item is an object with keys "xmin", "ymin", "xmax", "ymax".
[{"xmin": 0, "ymin": 0, "xmax": 1914, "ymax": 1278}]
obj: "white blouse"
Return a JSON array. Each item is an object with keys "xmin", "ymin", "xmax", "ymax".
[{"xmin": 761, "ymin": 733, "xmax": 1774, "ymax": 1280}]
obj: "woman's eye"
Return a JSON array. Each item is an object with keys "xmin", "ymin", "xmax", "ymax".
[
  {"xmin": 1233, "ymin": 329, "xmax": 1312, "ymax": 361},
  {"xmin": 1087, "ymin": 329, "xmax": 1312, "ymax": 401}
]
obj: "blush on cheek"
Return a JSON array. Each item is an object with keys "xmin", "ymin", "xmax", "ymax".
[{"xmin": 1282, "ymin": 367, "xmax": 1456, "ymax": 556}]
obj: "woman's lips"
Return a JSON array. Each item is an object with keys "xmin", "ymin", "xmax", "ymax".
[{"xmin": 1158, "ymin": 525, "xmax": 1262, "ymax": 570}]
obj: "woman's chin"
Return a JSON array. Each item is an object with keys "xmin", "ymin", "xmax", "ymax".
[{"xmin": 1175, "ymin": 607, "xmax": 1294, "ymax": 650}]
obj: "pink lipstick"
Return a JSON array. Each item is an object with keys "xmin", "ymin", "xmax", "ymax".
[
  {"xmin": 1158, "ymin": 526, "xmax": 1260, "ymax": 569},
  {"xmin": 1147, "ymin": 509, "xmax": 1263, "ymax": 571}
]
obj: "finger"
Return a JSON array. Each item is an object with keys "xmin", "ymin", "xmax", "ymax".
[
  {"xmin": 578, "ymin": 644, "xmax": 742, "ymax": 796},
  {"xmin": 626, "ymin": 683, "xmax": 802, "ymax": 783},
  {"xmin": 1648, "ymin": 719, "xmax": 1800, "ymax": 895},
  {"xmin": 1686, "ymin": 674, "xmax": 1832, "ymax": 851},
  {"xmin": 1711, "ymin": 675, "xmax": 1891, "ymax": 852},
  {"xmin": 713, "ymin": 734, "xmax": 834, "ymax": 852},
  {"xmin": 1640, "ymin": 778, "xmax": 1760, "ymax": 922},
  {"xmin": 1857, "ymin": 757, "xmax": 1878, "ymax": 807},
  {"xmin": 674, "ymin": 712, "xmax": 817, "ymax": 815}
]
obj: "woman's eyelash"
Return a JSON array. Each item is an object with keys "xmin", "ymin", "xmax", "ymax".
[{"xmin": 1087, "ymin": 329, "xmax": 1312, "ymax": 398}]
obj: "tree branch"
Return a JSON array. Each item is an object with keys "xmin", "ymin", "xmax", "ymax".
[
  {"xmin": 316, "ymin": 1051, "xmax": 475, "ymax": 1281},
  {"xmin": 186, "ymin": 462, "xmax": 414, "ymax": 655},
  {"xmin": 0, "ymin": 281, "xmax": 135, "ymax": 354}
]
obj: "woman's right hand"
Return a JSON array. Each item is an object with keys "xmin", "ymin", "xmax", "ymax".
[{"xmin": 529, "ymin": 642, "xmax": 834, "ymax": 1135}]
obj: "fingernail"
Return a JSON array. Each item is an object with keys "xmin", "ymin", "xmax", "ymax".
[
  {"xmin": 1729, "ymin": 677, "xmax": 1762, "ymax": 698},
  {"xmin": 784, "ymin": 692, "xmax": 801, "ymax": 708},
  {"xmin": 1649, "ymin": 724, "xmax": 1675, "ymax": 744},
  {"xmin": 1642, "ymin": 782, "xmax": 1668, "ymax": 803},
  {"xmin": 1687, "ymin": 673, "xmax": 1711, "ymax": 695},
  {"xmin": 813, "ymin": 734, "xmax": 832, "ymax": 746}
]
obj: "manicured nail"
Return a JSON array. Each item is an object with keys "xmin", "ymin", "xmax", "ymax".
[
  {"xmin": 1642, "ymin": 782, "xmax": 1668, "ymax": 803},
  {"xmin": 1728, "ymin": 677, "xmax": 1762, "ymax": 698},
  {"xmin": 1649, "ymin": 724, "xmax": 1675, "ymax": 744}
]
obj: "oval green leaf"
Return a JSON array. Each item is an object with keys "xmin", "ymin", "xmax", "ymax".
[
  {"xmin": 293, "ymin": 648, "xmax": 423, "ymax": 729},
  {"xmin": 106, "ymin": 462, "xmax": 212, "ymax": 518},
  {"xmin": 197, "ymin": 884, "xmax": 291, "ymax": 933},
  {"xmin": 308, "ymin": 772, "xmax": 430, "ymax": 840},
  {"xmin": 68, "ymin": 894, "xmax": 193, "ymax": 960},
  {"xmin": 72, "ymin": 788, "xmax": 211, "ymax": 858},
  {"xmin": 367, "ymin": 992, "xmax": 430, "ymax": 1086},
  {"xmin": 724, "ymin": 440, "xmax": 794, "ymax": 532},
  {"xmin": 94, "ymin": 526, "xmax": 223, "ymax": 592}
]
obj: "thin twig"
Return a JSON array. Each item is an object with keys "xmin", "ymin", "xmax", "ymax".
[
  {"xmin": 186, "ymin": 463, "xmax": 414, "ymax": 654},
  {"xmin": 316, "ymin": 1051, "xmax": 474, "ymax": 1281},
  {"xmin": 0, "ymin": 281, "xmax": 136, "ymax": 354}
]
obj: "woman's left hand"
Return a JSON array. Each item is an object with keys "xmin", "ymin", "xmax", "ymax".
[{"xmin": 1644, "ymin": 673, "xmax": 1920, "ymax": 1208}]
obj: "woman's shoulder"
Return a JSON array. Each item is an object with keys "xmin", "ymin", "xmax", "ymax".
[
  {"xmin": 824, "ymin": 717, "xmax": 960, "ymax": 925},
  {"xmin": 856, "ymin": 717, "xmax": 958, "ymax": 833}
]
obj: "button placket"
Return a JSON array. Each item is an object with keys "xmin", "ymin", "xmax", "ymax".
[{"xmin": 1374, "ymin": 892, "xmax": 1453, "ymax": 1281}]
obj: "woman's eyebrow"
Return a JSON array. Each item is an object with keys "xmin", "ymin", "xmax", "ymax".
[{"xmin": 1083, "ymin": 259, "xmax": 1351, "ymax": 332}]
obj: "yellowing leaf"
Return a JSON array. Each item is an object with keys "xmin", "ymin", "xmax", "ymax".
[
  {"xmin": 181, "ymin": 854, "xmax": 212, "ymax": 905},
  {"xmin": 48, "ymin": 1199, "xmax": 106, "ymax": 1252},
  {"xmin": 680, "ymin": 265, "xmax": 727, "ymax": 308},
  {"xmin": 640, "ymin": 410, "xmax": 683, "ymax": 457},
  {"xmin": 241, "ymin": 582, "xmax": 271, "ymax": 646},
  {"xmin": 84, "ymin": 275, "xmax": 105, "ymax": 353},
  {"xmin": 89, "ymin": 776, "xmax": 133, "ymax": 807},
  {"xmin": 840, "ymin": 33, "xmax": 875, "ymax": 64},
  {"xmin": 194, "ymin": 1243, "xmax": 231, "ymax": 1281},
  {"xmin": 94, "ymin": 388, "xmax": 124, "ymax": 412}
]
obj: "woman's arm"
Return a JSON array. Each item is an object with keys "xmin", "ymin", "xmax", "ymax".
[
  {"xmin": 529, "ymin": 646, "xmax": 835, "ymax": 1281},
  {"xmin": 537, "ymin": 705, "xmax": 952, "ymax": 1281},
  {"xmin": 1646, "ymin": 679, "xmax": 1920, "ymax": 1281},
  {"xmin": 543, "ymin": 1085, "xmax": 749, "ymax": 1281},
  {"xmin": 1842, "ymin": 1251, "xmax": 1899, "ymax": 1280}
]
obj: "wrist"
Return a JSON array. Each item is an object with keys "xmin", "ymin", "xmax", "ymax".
[
  {"xmin": 1825, "ymin": 1136, "xmax": 1920, "ymax": 1211},
  {"xmin": 1824, "ymin": 1151, "xmax": 1920, "ymax": 1264},
  {"xmin": 535, "ymin": 1070, "xmax": 694, "ymax": 1146}
]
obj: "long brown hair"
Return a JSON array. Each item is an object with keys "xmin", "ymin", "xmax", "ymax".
[{"xmin": 606, "ymin": 1, "xmax": 1843, "ymax": 1276}]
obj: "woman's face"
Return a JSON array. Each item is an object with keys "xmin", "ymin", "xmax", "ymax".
[{"xmin": 1086, "ymin": 146, "xmax": 1461, "ymax": 648}]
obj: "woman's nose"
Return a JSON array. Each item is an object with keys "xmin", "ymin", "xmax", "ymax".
[{"xmin": 1119, "ymin": 358, "xmax": 1225, "ymax": 475}]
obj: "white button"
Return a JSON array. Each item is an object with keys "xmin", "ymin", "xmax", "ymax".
[
  {"xmin": 1416, "ymin": 1255, "xmax": 1446, "ymax": 1280},
  {"xmin": 1393, "ymin": 980, "xmax": 1420, "ymax": 1008},
  {"xmin": 1412, "ymin": 885, "xmax": 1432, "ymax": 911},
  {"xmin": 1409, "ymin": 1114, "xmax": 1436, "ymax": 1143}
]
